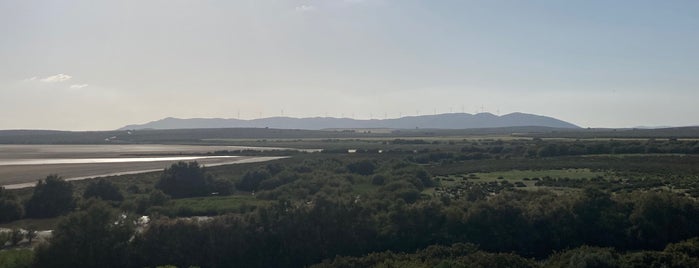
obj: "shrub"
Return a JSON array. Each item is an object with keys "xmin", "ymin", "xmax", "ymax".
[
  {"xmin": 83, "ymin": 179, "xmax": 124, "ymax": 201},
  {"xmin": 25, "ymin": 175, "xmax": 75, "ymax": 218}
]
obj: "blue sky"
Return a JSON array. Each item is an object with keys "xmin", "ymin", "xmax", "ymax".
[{"xmin": 0, "ymin": 0, "xmax": 697, "ymax": 130}]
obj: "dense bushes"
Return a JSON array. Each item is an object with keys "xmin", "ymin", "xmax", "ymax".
[
  {"xmin": 347, "ymin": 160, "xmax": 376, "ymax": 175},
  {"xmin": 0, "ymin": 188, "xmax": 24, "ymax": 223},
  {"xmin": 33, "ymin": 201, "xmax": 133, "ymax": 268},
  {"xmin": 156, "ymin": 162, "xmax": 232, "ymax": 198},
  {"xmin": 235, "ymin": 169, "xmax": 271, "ymax": 192},
  {"xmin": 83, "ymin": 179, "xmax": 124, "ymax": 201},
  {"xmin": 30, "ymin": 189, "xmax": 699, "ymax": 267},
  {"xmin": 312, "ymin": 243, "xmax": 538, "ymax": 268},
  {"xmin": 24, "ymin": 175, "xmax": 75, "ymax": 218}
]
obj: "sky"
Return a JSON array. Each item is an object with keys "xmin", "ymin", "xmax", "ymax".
[{"xmin": 1, "ymin": 0, "xmax": 698, "ymax": 130}]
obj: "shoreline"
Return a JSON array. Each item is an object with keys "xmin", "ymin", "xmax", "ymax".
[{"xmin": 1, "ymin": 156, "xmax": 287, "ymax": 189}]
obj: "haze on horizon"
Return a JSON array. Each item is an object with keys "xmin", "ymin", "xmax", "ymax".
[{"xmin": 1, "ymin": 0, "xmax": 697, "ymax": 131}]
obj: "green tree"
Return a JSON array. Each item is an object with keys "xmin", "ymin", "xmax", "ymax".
[
  {"xmin": 25, "ymin": 175, "xmax": 75, "ymax": 218},
  {"xmin": 545, "ymin": 246, "xmax": 620, "ymax": 268},
  {"xmin": 235, "ymin": 169, "xmax": 271, "ymax": 192},
  {"xmin": 33, "ymin": 201, "xmax": 134, "ymax": 268},
  {"xmin": 156, "ymin": 162, "xmax": 211, "ymax": 198},
  {"xmin": 0, "ymin": 187, "xmax": 24, "ymax": 223},
  {"xmin": 83, "ymin": 179, "xmax": 124, "ymax": 201},
  {"xmin": 347, "ymin": 160, "xmax": 376, "ymax": 176}
]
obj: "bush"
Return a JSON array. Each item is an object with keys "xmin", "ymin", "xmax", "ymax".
[
  {"xmin": 33, "ymin": 201, "xmax": 134, "ymax": 268},
  {"xmin": 545, "ymin": 246, "xmax": 620, "ymax": 268},
  {"xmin": 347, "ymin": 160, "xmax": 376, "ymax": 176},
  {"xmin": 371, "ymin": 175, "xmax": 387, "ymax": 186},
  {"xmin": 236, "ymin": 169, "xmax": 271, "ymax": 192},
  {"xmin": 156, "ymin": 162, "xmax": 229, "ymax": 198},
  {"xmin": 25, "ymin": 175, "xmax": 75, "ymax": 218},
  {"xmin": 0, "ymin": 188, "xmax": 24, "ymax": 223},
  {"xmin": 83, "ymin": 179, "xmax": 124, "ymax": 201}
]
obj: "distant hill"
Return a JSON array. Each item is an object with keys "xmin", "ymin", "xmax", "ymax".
[
  {"xmin": 4, "ymin": 126, "xmax": 699, "ymax": 144},
  {"xmin": 118, "ymin": 112, "xmax": 580, "ymax": 130}
]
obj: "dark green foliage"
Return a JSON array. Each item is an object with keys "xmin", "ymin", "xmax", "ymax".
[
  {"xmin": 235, "ymin": 169, "xmax": 271, "ymax": 191},
  {"xmin": 126, "ymin": 184, "xmax": 140, "ymax": 194},
  {"xmin": 379, "ymin": 181, "xmax": 422, "ymax": 203},
  {"xmin": 131, "ymin": 197, "xmax": 377, "ymax": 268},
  {"xmin": 372, "ymin": 174, "xmax": 387, "ymax": 185},
  {"xmin": 83, "ymin": 179, "xmax": 124, "ymax": 201},
  {"xmin": 156, "ymin": 162, "xmax": 208, "ymax": 197},
  {"xmin": 312, "ymin": 243, "xmax": 538, "ymax": 268},
  {"xmin": 33, "ymin": 201, "xmax": 134, "ymax": 268},
  {"xmin": 627, "ymin": 192, "xmax": 699, "ymax": 249},
  {"xmin": 156, "ymin": 162, "xmax": 231, "ymax": 198},
  {"xmin": 664, "ymin": 237, "xmax": 699, "ymax": 257},
  {"xmin": 149, "ymin": 189, "xmax": 170, "ymax": 206},
  {"xmin": 121, "ymin": 189, "xmax": 171, "ymax": 214},
  {"xmin": 24, "ymin": 175, "xmax": 75, "ymax": 218},
  {"xmin": 545, "ymin": 246, "xmax": 620, "ymax": 268},
  {"xmin": 573, "ymin": 188, "xmax": 629, "ymax": 248},
  {"xmin": 266, "ymin": 163, "xmax": 284, "ymax": 175},
  {"xmin": 0, "ymin": 187, "xmax": 24, "ymax": 223},
  {"xmin": 347, "ymin": 160, "xmax": 376, "ymax": 175}
]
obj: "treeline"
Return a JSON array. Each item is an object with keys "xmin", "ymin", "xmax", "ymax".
[
  {"xmin": 326, "ymin": 139, "xmax": 699, "ymax": 164},
  {"xmin": 314, "ymin": 240, "xmax": 699, "ymax": 268},
  {"xmin": 25, "ymin": 186, "xmax": 699, "ymax": 267}
]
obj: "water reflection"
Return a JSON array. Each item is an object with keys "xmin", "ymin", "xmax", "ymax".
[{"xmin": 0, "ymin": 156, "xmax": 240, "ymax": 166}]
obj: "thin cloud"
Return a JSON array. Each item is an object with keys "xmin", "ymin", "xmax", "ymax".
[
  {"xmin": 295, "ymin": 5, "xmax": 316, "ymax": 12},
  {"xmin": 39, "ymin": 74, "xmax": 72, "ymax": 83},
  {"xmin": 70, "ymin": 84, "xmax": 89, "ymax": 89}
]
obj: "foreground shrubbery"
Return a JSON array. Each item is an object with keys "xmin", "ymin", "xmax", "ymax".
[{"xmin": 28, "ymin": 186, "xmax": 699, "ymax": 267}]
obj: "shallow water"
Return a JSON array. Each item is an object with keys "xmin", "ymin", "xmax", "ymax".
[
  {"xmin": 0, "ymin": 144, "xmax": 299, "ymax": 189},
  {"xmin": 0, "ymin": 155, "xmax": 239, "ymax": 166}
]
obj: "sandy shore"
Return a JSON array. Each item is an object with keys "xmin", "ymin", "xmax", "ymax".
[
  {"xmin": 0, "ymin": 144, "xmax": 293, "ymax": 189},
  {"xmin": 1, "ymin": 156, "xmax": 286, "ymax": 189}
]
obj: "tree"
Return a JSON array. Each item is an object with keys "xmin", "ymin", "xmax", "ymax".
[
  {"xmin": 83, "ymin": 179, "xmax": 124, "ymax": 201},
  {"xmin": 33, "ymin": 201, "xmax": 134, "ymax": 268},
  {"xmin": 0, "ymin": 187, "xmax": 24, "ymax": 223},
  {"xmin": 25, "ymin": 175, "xmax": 75, "ymax": 218},
  {"xmin": 156, "ymin": 162, "xmax": 210, "ymax": 198},
  {"xmin": 236, "ymin": 169, "xmax": 271, "ymax": 192},
  {"xmin": 347, "ymin": 160, "xmax": 376, "ymax": 176}
]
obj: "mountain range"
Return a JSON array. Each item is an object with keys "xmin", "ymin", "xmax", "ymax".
[{"xmin": 119, "ymin": 112, "xmax": 580, "ymax": 130}]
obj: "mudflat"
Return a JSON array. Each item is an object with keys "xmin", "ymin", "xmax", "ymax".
[{"xmin": 0, "ymin": 144, "xmax": 288, "ymax": 188}]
